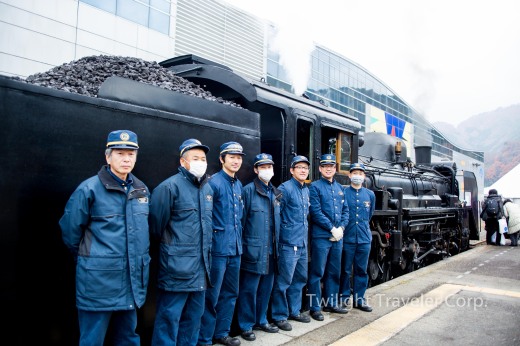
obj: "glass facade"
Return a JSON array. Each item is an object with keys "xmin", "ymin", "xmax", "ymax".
[
  {"xmin": 82, "ymin": 0, "xmax": 484, "ymax": 165},
  {"xmin": 81, "ymin": 0, "xmax": 171, "ymax": 34},
  {"xmin": 267, "ymin": 44, "xmax": 483, "ymax": 163}
]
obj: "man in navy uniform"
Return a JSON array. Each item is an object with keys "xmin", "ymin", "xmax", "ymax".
[
  {"xmin": 307, "ymin": 154, "xmax": 349, "ymax": 321},
  {"xmin": 60, "ymin": 130, "xmax": 150, "ymax": 346},
  {"xmin": 199, "ymin": 142, "xmax": 245, "ymax": 346},
  {"xmin": 340, "ymin": 163, "xmax": 375, "ymax": 312},
  {"xmin": 271, "ymin": 155, "xmax": 312, "ymax": 332},
  {"xmin": 150, "ymin": 138, "xmax": 213, "ymax": 345},
  {"xmin": 236, "ymin": 153, "xmax": 281, "ymax": 341}
]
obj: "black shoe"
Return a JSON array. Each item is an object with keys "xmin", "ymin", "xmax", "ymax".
[
  {"xmin": 274, "ymin": 320, "xmax": 292, "ymax": 331},
  {"xmin": 323, "ymin": 306, "xmax": 348, "ymax": 314},
  {"xmin": 213, "ymin": 335, "xmax": 241, "ymax": 346},
  {"xmin": 340, "ymin": 299, "xmax": 350, "ymax": 308},
  {"xmin": 353, "ymin": 302, "xmax": 373, "ymax": 312},
  {"xmin": 310, "ymin": 310, "xmax": 324, "ymax": 321},
  {"xmin": 253, "ymin": 323, "xmax": 279, "ymax": 333},
  {"xmin": 288, "ymin": 313, "xmax": 311, "ymax": 323},
  {"xmin": 240, "ymin": 330, "xmax": 256, "ymax": 342}
]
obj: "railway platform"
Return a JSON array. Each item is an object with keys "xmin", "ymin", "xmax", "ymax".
[{"xmin": 238, "ymin": 237, "xmax": 520, "ymax": 346}]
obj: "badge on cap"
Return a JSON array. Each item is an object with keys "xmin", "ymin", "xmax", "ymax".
[
  {"xmin": 179, "ymin": 138, "xmax": 209, "ymax": 156},
  {"xmin": 291, "ymin": 155, "xmax": 310, "ymax": 168},
  {"xmin": 106, "ymin": 130, "xmax": 139, "ymax": 149},
  {"xmin": 320, "ymin": 154, "xmax": 336, "ymax": 166},
  {"xmin": 220, "ymin": 142, "xmax": 245, "ymax": 155},
  {"xmin": 254, "ymin": 153, "xmax": 274, "ymax": 166},
  {"xmin": 349, "ymin": 163, "xmax": 366, "ymax": 172}
]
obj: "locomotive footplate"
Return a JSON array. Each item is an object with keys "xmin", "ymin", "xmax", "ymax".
[
  {"xmin": 373, "ymin": 210, "xmax": 399, "ymax": 216},
  {"xmin": 404, "ymin": 207, "xmax": 459, "ymax": 215}
]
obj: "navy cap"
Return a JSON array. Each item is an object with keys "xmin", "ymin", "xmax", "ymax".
[
  {"xmin": 349, "ymin": 162, "xmax": 366, "ymax": 172},
  {"xmin": 106, "ymin": 130, "xmax": 139, "ymax": 149},
  {"xmin": 179, "ymin": 138, "xmax": 209, "ymax": 156},
  {"xmin": 291, "ymin": 155, "xmax": 310, "ymax": 168},
  {"xmin": 254, "ymin": 153, "xmax": 274, "ymax": 166},
  {"xmin": 220, "ymin": 141, "xmax": 245, "ymax": 155},
  {"xmin": 320, "ymin": 154, "xmax": 336, "ymax": 166}
]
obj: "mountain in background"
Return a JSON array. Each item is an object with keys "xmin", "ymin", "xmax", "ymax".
[{"xmin": 432, "ymin": 103, "xmax": 520, "ymax": 187}]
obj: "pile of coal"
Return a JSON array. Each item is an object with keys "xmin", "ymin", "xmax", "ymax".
[{"xmin": 19, "ymin": 55, "xmax": 240, "ymax": 107}]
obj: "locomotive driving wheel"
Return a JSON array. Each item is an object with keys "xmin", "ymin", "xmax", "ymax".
[
  {"xmin": 381, "ymin": 261, "xmax": 391, "ymax": 282},
  {"xmin": 392, "ymin": 253, "xmax": 416, "ymax": 278},
  {"xmin": 368, "ymin": 258, "xmax": 391, "ymax": 287},
  {"xmin": 368, "ymin": 258, "xmax": 380, "ymax": 287}
]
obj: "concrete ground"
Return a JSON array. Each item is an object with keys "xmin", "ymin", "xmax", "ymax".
[{"xmin": 237, "ymin": 230, "xmax": 520, "ymax": 346}]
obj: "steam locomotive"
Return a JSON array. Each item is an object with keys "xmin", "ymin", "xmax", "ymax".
[
  {"xmin": 0, "ymin": 54, "xmax": 479, "ymax": 345},
  {"xmin": 160, "ymin": 55, "xmax": 480, "ymax": 285}
]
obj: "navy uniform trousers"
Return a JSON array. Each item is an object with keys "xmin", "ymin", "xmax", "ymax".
[
  {"xmin": 340, "ymin": 242, "xmax": 371, "ymax": 304},
  {"xmin": 308, "ymin": 238, "xmax": 343, "ymax": 311},
  {"xmin": 236, "ymin": 255, "xmax": 275, "ymax": 331}
]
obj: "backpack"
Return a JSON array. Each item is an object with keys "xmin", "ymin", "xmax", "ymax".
[{"xmin": 485, "ymin": 198, "xmax": 500, "ymax": 218}]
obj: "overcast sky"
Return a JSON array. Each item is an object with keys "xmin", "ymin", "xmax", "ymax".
[{"xmin": 223, "ymin": 0, "xmax": 520, "ymax": 126}]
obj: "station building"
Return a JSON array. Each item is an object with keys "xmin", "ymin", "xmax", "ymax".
[{"xmin": 0, "ymin": 0, "xmax": 484, "ymax": 196}]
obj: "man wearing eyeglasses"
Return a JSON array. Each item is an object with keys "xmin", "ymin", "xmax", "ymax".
[{"xmin": 271, "ymin": 155, "xmax": 312, "ymax": 332}]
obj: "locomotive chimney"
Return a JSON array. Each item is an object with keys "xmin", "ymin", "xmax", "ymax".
[
  {"xmin": 415, "ymin": 145, "xmax": 432, "ymax": 165},
  {"xmin": 395, "ymin": 141, "xmax": 402, "ymax": 162}
]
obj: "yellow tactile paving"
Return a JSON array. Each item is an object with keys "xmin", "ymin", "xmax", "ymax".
[
  {"xmin": 460, "ymin": 285, "xmax": 520, "ymax": 298},
  {"xmin": 330, "ymin": 283, "xmax": 520, "ymax": 346}
]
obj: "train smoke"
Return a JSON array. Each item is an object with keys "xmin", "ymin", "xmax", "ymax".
[{"xmin": 267, "ymin": 22, "xmax": 315, "ymax": 96}]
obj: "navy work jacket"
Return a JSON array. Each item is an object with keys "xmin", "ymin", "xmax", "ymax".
[
  {"xmin": 278, "ymin": 177, "xmax": 310, "ymax": 247},
  {"xmin": 343, "ymin": 186, "xmax": 375, "ymax": 244},
  {"xmin": 149, "ymin": 167, "xmax": 213, "ymax": 292},
  {"xmin": 60, "ymin": 165, "xmax": 151, "ymax": 311},
  {"xmin": 309, "ymin": 177, "xmax": 349, "ymax": 238},
  {"xmin": 241, "ymin": 178, "xmax": 282, "ymax": 274},
  {"xmin": 208, "ymin": 169, "xmax": 244, "ymax": 256}
]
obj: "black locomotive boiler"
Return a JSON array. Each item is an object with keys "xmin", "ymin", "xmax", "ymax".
[{"xmin": 356, "ymin": 132, "xmax": 479, "ymax": 285}]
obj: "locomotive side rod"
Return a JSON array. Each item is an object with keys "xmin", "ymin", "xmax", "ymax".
[{"xmin": 412, "ymin": 248, "xmax": 438, "ymax": 263}]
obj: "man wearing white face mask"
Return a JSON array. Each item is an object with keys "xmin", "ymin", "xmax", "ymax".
[
  {"xmin": 150, "ymin": 138, "xmax": 214, "ymax": 346},
  {"xmin": 340, "ymin": 163, "xmax": 375, "ymax": 313},
  {"xmin": 236, "ymin": 153, "xmax": 282, "ymax": 341}
]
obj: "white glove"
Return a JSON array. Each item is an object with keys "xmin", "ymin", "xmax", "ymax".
[
  {"xmin": 330, "ymin": 226, "xmax": 344, "ymax": 241},
  {"xmin": 329, "ymin": 227, "xmax": 337, "ymax": 242}
]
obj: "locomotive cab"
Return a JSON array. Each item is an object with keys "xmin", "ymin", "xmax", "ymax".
[{"xmin": 160, "ymin": 54, "xmax": 362, "ymax": 186}]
